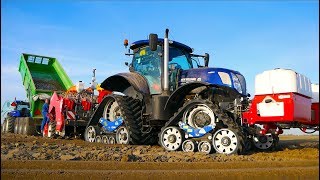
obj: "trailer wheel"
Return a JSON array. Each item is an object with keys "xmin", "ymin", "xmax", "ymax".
[
  {"xmin": 18, "ymin": 118, "xmax": 24, "ymax": 134},
  {"xmin": 22, "ymin": 117, "xmax": 35, "ymax": 136},
  {"xmin": 212, "ymin": 128, "xmax": 241, "ymax": 155},
  {"xmin": 47, "ymin": 121, "xmax": 56, "ymax": 138},
  {"xmin": 6, "ymin": 116, "xmax": 15, "ymax": 133},
  {"xmin": 22, "ymin": 118, "xmax": 28, "ymax": 135},
  {"xmin": 253, "ymin": 133, "xmax": 278, "ymax": 151},
  {"xmin": 84, "ymin": 125, "xmax": 100, "ymax": 142},
  {"xmin": 14, "ymin": 119, "xmax": 19, "ymax": 134},
  {"xmin": 159, "ymin": 126, "xmax": 184, "ymax": 151},
  {"xmin": 2, "ymin": 119, "xmax": 7, "ymax": 133}
]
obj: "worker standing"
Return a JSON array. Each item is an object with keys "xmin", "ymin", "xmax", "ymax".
[{"xmin": 40, "ymin": 99, "xmax": 49, "ymax": 133}]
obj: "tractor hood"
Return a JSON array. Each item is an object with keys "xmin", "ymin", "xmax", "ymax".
[{"xmin": 180, "ymin": 67, "xmax": 247, "ymax": 95}]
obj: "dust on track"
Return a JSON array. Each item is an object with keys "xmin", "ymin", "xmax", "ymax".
[{"xmin": 1, "ymin": 133, "xmax": 319, "ymax": 179}]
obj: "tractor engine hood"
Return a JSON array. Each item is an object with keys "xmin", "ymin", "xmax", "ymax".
[{"xmin": 179, "ymin": 67, "xmax": 247, "ymax": 95}]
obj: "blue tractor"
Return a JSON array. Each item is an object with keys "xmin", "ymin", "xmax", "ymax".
[
  {"xmin": 84, "ymin": 29, "xmax": 250, "ymax": 155},
  {"xmin": 1, "ymin": 100, "xmax": 31, "ymax": 134}
]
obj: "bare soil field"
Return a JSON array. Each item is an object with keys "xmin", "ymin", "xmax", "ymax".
[{"xmin": 1, "ymin": 133, "xmax": 319, "ymax": 180}]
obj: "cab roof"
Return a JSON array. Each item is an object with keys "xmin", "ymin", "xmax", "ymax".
[{"xmin": 130, "ymin": 38, "xmax": 193, "ymax": 53}]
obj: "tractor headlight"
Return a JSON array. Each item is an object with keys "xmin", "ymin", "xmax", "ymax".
[{"xmin": 231, "ymin": 73, "xmax": 242, "ymax": 94}]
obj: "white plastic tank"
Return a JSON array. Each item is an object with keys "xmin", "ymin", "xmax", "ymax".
[
  {"xmin": 255, "ymin": 68, "xmax": 312, "ymax": 98},
  {"xmin": 76, "ymin": 81, "xmax": 85, "ymax": 93},
  {"xmin": 311, "ymin": 84, "xmax": 319, "ymax": 103}
]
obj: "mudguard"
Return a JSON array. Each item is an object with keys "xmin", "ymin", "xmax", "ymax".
[
  {"xmin": 100, "ymin": 72, "xmax": 150, "ymax": 95},
  {"xmin": 9, "ymin": 110, "xmax": 21, "ymax": 117},
  {"xmin": 164, "ymin": 82, "xmax": 213, "ymax": 112}
]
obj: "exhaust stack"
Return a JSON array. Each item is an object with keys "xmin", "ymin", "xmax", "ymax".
[{"xmin": 163, "ymin": 29, "xmax": 169, "ymax": 94}]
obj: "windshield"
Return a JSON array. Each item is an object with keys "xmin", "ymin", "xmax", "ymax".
[
  {"xmin": 132, "ymin": 46, "xmax": 162, "ymax": 94},
  {"xmin": 236, "ymin": 74, "xmax": 247, "ymax": 95},
  {"xmin": 1, "ymin": 101, "xmax": 14, "ymax": 122},
  {"xmin": 131, "ymin": 45, "xmax": 193, "ymax": 94},
  {"xmin": 169, "ymin": 47, "xmax": 192, "ymax": 70}
]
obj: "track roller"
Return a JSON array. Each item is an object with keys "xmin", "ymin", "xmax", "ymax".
[
  {"xmin": 198, "ymin": 141, "xmax": 212, "ymax": 154},
  {"xmin": 95, "ymin": 135, "xmax": 102, "ymax": 143},
  {"xmin": 109, "ymin": 136, "xmax": 116, "ymax": 144},
  {"xmin": 182, "ymin": 139, "xmax": 197, "ymax": 152},
  {"xmin": 102, "ymin": 135, "xmax": 109, "ymax": 144}
]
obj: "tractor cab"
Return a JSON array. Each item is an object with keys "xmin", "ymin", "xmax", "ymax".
[
  {"xmin": 129, "ymin": 39, "xmax": 195, "ymax": 94},
  {"xmin": 10, "ymin": 100, "xmax": 30, "ymax": 117},
  {"xmin": 127, "ymin": 36, "xmax": 247, "ymax": 97}
]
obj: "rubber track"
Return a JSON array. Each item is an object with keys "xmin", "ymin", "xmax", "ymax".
[
  {"xmin": 210, "ymin": 103, "xmax": 246, "ymax": 154},
  {"xmin": 158, "ymin": 99, "xmax": 246, "ymax": 155},
  {"xmin": 114, "ymin": 95, "xmax": 145, "ymax": 145},
  {"xmin": 125, "ymin": 97, "xmax": 158, "ymax": 145}
]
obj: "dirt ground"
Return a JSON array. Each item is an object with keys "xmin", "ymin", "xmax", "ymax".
[{"xmin": 1, "ymin": 133, "xmax": 319, "ymax": 180}]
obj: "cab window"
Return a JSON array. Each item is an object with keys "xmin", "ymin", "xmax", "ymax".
[
  {"xmin": 132, "ymin": 46, "xmax": 162, "ymax": 94},
  {"xmin": 169, "ymin": 47, "xmax": 192, "ymax": 70}
]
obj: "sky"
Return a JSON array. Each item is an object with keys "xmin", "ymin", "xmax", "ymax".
[{"xmin": 1, "ymin": 0, "xmax": 319, "ymax": 134}]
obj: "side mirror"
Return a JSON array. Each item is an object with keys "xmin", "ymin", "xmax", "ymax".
[
  {"xmin": 149, "ymin": 33, "xmax": 158, "ymax": 51},
  {"xmin": 247, "ymin": 93, "xmax": 251, "ymax": 97},
  {"xmin": 204, "ymin": 53, "xmax": 209, "ymax": 67},
  {"xmin": 125, "ymin": 62, "xmax": 129, "ymax": 66}
]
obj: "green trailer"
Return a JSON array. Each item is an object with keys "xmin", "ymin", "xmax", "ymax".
[{"xmin": 14, "ymin": 53, "xmax": 73, "ymax": 134}]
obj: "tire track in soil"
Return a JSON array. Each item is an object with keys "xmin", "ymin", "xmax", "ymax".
[
  {"xmin": 2, "ymin": 160, "xmax": 319, "ymax": 179},
  {"xmin": 1, "ymin": 133, "xmax": 319, "ymax": 179},
  {"xmin": 2, "ymin": 166, "xmax": 319, "ymax": 180}
]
